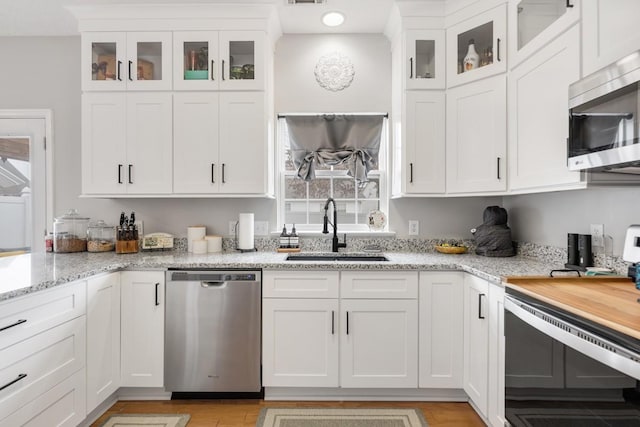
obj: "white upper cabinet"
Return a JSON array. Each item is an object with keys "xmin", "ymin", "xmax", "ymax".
[
  {"xmin": 173, "ymin": 30, "xmax": 265, "ymax": 91},
  {"xmin": 405, "ymin": 30, "xmax": 446, "ymax": 89},
  {"xmin": 446, "ymin": 74, "xmax": 507, "ymax": 194},
  {"xmin": 82, "ymin": 32, "xmax": 172, "ymax": 91},
  {"xmin": 582, "ymin": 0, "xmax": 640, "ymax": 76},
  {"xmin": 508, "ymin": 0, "xmax": 580, "ymax": 69},
  {"xmin": 447, "ymin": 3, "xmax": 507, "ymax": 88}
]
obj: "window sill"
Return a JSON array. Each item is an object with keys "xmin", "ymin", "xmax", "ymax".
[{"xmin": 269, "ymin": 230, "xmax": 396, "ymax": 238}]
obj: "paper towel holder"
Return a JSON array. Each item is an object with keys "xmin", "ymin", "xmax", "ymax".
[{"xmin": 234, "ymin": 220, "xmax": 257, "ymax": 253}]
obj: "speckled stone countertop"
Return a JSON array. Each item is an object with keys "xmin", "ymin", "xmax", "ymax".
[{"xmin": 0, "ymin": 250, "xmax": 564, "ymax": 302}]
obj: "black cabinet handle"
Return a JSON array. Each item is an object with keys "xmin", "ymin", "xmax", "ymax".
[
  {"xmin": 118, "ymin": 164, "xmax": 123, "ymax": 184},
  {"xmin": 128, "ymin": 164, "xmax": 133, "ymax": 184},
  {"xmin": 222, "ymin": 163, "xmax": 226, "ymax": 183},
  {"xmin": 0, "ymin": 319, "xmax": 26, "ymax": 332},
  {"xmin": 346, "ymin": 311, "xmax": 349, "ymax": 335},
  {"xmin": 478, "ymin": 293, "xmax": 486, "ymax": 319},
  {"xmin": 0, "ymin": 374, "xmax": 27, "ymax": 392},
  {"xmin": 128, "ymin": 60, "xmax": 133, "ymax": 81},
  {"xmin": 222, "ymin": 60, "xmax": 225, "ymax": 80},
  {"xmin": 410, "ymin": 163, "xmax": 414, "ymax": 183},
  {"xmin": 566, "ymin": 0, "xmax": 574, "ymax": 7},
  {"xmin": 331, "ymin": 310, "xmax": 335, "ymax": 335},
  {"xmin": 497, "ymin": 38, "xmax": 502, "ymax": 62},
  {"xmin": 211, "ymin": 163, "xmax": 215, "ymax": 183},
  {"xmin": 497, "ymin": 157, "xmax": 501, "ymax": 180},
  {"xmin": 409, "ymin": 57, "xmax": 413, "ymax": 79},
  {"xmin": 117, "ymin": 61, "xmax": 122, "ymax": 81},
  {"xmin": 155, "ymin": 282, "xmax": 160, "ymax": 306},
  {"xmin": 211, "ymin": 60, "xmax": 215, "ymax": 80}
]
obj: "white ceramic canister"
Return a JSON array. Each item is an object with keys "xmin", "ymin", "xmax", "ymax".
[
  {"xmin": 205, "ymin": 235, "xmax": 222, "ymax": 253},
  {"xmin": 187, "ymin": 225, "xmax": 206, "ymax": 252}
]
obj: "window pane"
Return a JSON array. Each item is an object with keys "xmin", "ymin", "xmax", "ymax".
[
  {"xmin": 334, "ymin": 178, "xmax": 355, "ymax": 199},
  {"xmin": 284, "ymin": 148, "xmax": 296, "ymax": 171},
  {"xmin": 285, "ymin": 176, "xmax": 306, "ymax": 199},
  {"xmin": 285, "ymin": 201, "xmax": 307, "ymax": 225},
  {"xmin": 337, "ymin": 200, "xmax": 355, "ymax": 225},
  {"xmin": 358, "ymin": 200, "xmax": 380, "ymax": 225},
  {"xmin": 358, "ymin": 178, "xmax": 379, "ymax": 199},
  {"xmin": 308, "ymin": 178, "xmax": 331, "ymax": 199}
]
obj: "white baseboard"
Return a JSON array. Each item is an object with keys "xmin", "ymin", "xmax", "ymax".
[
  {"xmin": 78, "ymin": 392, "xmax": 118, "ymax": 427},
  {"xmin": 117, "ymin": 387, "xmax": 172, "ymax": 400},
  {"xmin": 264, "ymin": 387, "xmax": 469, "ymax": 401}
]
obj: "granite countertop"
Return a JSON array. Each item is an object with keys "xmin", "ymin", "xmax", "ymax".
[{"xmin": 0, "ymin": 250, "xmax": 563, "ymax": 302}]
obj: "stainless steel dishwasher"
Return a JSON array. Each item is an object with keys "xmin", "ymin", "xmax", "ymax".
[{"xmin": 164, "ymin": 269, "xmax": 261, "ymax": 394}]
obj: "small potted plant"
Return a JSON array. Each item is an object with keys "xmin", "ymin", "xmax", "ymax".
[{"xmin": 184, "ymin": 46, "xmax": 209, "ymax": 80}]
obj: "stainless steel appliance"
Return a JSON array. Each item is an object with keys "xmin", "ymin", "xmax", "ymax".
[
  {"xmin": 568, "ymin": 50, "xmax": 640, "ymax": 174},
  {"xmin": 504, "ymin": 290, "xmax": 640, "ymax": 426},
  {"xmin": 165, "ymin": 269, "xmax": 261, "ymax": 394}
]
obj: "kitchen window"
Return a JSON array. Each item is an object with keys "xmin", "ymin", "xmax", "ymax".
[{"xmin": 276, "ymin": 114, "xmax": 389, "ymax": 233}]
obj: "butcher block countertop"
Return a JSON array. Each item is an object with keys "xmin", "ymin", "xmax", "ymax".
[{"xmin": 504, "ymin": 276, "xmax": 640, "ymax": 341}]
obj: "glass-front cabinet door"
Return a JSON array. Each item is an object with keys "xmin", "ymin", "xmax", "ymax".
[
  {"xmin": 447, "ymin": 4, "xmax": 507, "ymax": 88},
  {"xmin": 508, "ymin": 0, "xmax": 580, "ymax": 68},
  {"xmin": 82, "ymin": 32, "xmax": 171, "ymax": 91},
  {"xmin": 219, "ymin": 31, "xmax": 265, "ymax": 91},
  {"xmin": 405, "ymin": 30, "xmax": 445, "ymax": 89},
  {"xmin": 173, "ymin": 32, "xmax": 220, "ymax": 90}
]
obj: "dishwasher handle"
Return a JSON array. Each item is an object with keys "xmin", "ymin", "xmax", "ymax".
[{"xmin": 201, "ymin": 281, "xmax": 228, "ymax": 289}]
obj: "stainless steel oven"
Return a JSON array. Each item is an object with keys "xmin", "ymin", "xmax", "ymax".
[{"xmin": 504, "ymin": 289, "xmax": 640, "ymax": 427}]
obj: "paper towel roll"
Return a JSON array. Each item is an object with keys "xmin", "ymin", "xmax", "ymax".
[
  {"xmin": 187, "ymin": 225, "xmax": 206, "ymax": 252},
  {"xmin": 238, "ymin": 213, "xmax": 254, "ymax": 250},
  {"xmin": 192, "ymin": 239, "xmax": 207, "ymax": 254},
  {"xmin": 205, "ymin": 235, "xmax": 222, "ymax": 253}
]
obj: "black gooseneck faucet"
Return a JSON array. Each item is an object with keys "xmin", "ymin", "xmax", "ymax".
[{"xmin": 323, "ymin": 198, "xmax": 347, "ymax": 252}]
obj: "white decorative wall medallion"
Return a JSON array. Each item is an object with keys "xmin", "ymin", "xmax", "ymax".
[{"xmin": 314, "ymin": 51, "xmax": 355, "ymax": 92}]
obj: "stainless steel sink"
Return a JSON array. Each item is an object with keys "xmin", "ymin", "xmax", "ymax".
[{"xmin": 286, "ymin": 253, "xmax": 388, "ymax": 262}]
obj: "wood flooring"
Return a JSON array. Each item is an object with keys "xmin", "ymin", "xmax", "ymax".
[{"xmin": 91, "ymin": 399, "xmax": 485, "ymax": 427}]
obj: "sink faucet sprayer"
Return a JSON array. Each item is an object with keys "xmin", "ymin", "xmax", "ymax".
[{"xmin": 323, "ymin": 198, "xmax": 347, "ymax": 252}]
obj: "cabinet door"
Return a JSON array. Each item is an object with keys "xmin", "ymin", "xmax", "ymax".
[
  {"xmin": 402, "ymin": 91, "xmax": 446, "ymax": 194},
  {"xmin": 120, "ymin": 271, "xmax": 165, "ymax": 387},
  {"xmin": 508, "ymin": 0, "xmax": 580, "ymax": 68},
  {"xmin": 219, "ymin": 31, "xmax": 265, "ymax": 91},
  {"xmin": 508, "ymin": 25, "xmax": 583, "ymax": 192},
  {"xmin": 262, "ymin": 298, "xmax": 339, "ymax": 387},
  {"xmin": 340, "ymin": 271, "xmax": 418, "ymax": 299},
  {"xmin": 464, "ymin": 274, "xmax": 489, "ymax": 417},
  {"xmin": 487, "ymin": 284, "xmax": 506, "ymax": 427},
  {"xmin": 263, "ymin": 271, "xmax": 339, "ymax": 299},
  {"xmin": 419, "ymin": 272, "xmax": 464, "ymax": 389},
  {"xmin": 218, "ymin": 92, "xmax": 268, "ymax": 194},
  {"xmin": 125, "ymin": 32, "xmax": 172, "ymax": 91},
  {"xmin": 173, "ymin": 92, "xmax": 220, "ymax": 193},
  {"xmin": 86, "ymin": 273, "xmax": 120, "ymax": 413},
  {"xmin": 582, "ymin": 0, "xmax": 640, "ymax": 76},
  {"xmin": 446, "ymin": 75, "xmax": 507, "ymax": 194},
  {"xmin": 125, "ymin": 93, "xmax": 173, "ymax": 194},
  {"xmin": 81, "ymin": 93, "xmax": 127, "ymax": 195},
  {"xmin": 173, "ymin": 31, "xmax": 220, "ymax": 91},
  {"xmin": 447, "ymin": 4, "xmax": 507, "ymax": 88},
  {"xmin": 340, "ymin": 299, "xmax": 418, "ymax": 388},
  {"xmin": 405, "ymin": 30, "xmax": 446, "ymax": 90},
  {"xmin": 82, "ymin": 32, "xmax": 126, "ymax": 91}
]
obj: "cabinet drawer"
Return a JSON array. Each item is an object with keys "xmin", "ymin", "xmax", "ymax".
[
  {"xmin": 0, "ymin": 317, "xmax": 86, "ymax": 421},
  {"xmin": 263, "ymin": 271, "xmax": 339, "ymax": 298},
  {"xmin": 340, "ymin": 271, "xmax": 418, "ymax": 299},
  {"xmin": 0, "ymin": 368, "xmax": 85, "ymax": 427},
  {"xmin": 0, "ymin": 281, "xmax": 86, "ymax": 350}
]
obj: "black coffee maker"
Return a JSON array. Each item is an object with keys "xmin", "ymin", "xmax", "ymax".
[{"xmin": 565, "ymin": 233, "xmax": 593, "ymax": 271}]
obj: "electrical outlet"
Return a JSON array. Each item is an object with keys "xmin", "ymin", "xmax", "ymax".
[
  {"xmin": 134, "ymin": 221, "xmax": 143, "ymax": 237},
  {"xmin": 591, "ymin": 224, "xmax": 604, "ymax": 248},
  {"xmin": 254, "ymin": 221, "xmax": 269, "ymax": 236},
  {"xmin": 229, "ymin": 221, "xmax": 238, "ymax": 236},
  {"xmin": 409, "ymin": 220, "xmax": 419, "ymax": 236}
]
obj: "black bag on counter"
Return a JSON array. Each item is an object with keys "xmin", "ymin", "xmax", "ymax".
[{"xmin": 472, "ymin": 206, "xmax": 515, "ymax": 257}]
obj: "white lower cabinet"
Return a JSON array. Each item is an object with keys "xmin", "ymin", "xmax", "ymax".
[
  {"xmin": 120, "ymin": 271, "xmax": 165, "ymax": 388},
  {"xmin": 418, "ymin": 272, "xmax": 464, "ymax": 389},
  {"xmin": 86, "ymin": 273, "xmax": 121, "ymax": 413}
]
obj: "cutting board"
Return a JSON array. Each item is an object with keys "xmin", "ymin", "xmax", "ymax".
[{"xmin": 504, "ymin": 276, "xmax": 640, "ymax": 340}]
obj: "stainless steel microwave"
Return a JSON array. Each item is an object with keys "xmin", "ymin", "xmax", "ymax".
[{"xmin": 568, "ymin": 50, "xmax": 640, "ymax": 174}]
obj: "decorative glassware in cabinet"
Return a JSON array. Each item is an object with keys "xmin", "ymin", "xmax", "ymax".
[
  {"xmin": 414, "ymin": 40, "xmax": 435, "ymax": 80},
  {"xmin": 92, "ymin": 42, "xmax": 118, "ymax": 81},
  {"xmin": 135, "ymin": 41, "xmax": 162, "ymax": 81},
  {"xmin": 183, "ymin": 41, "xmax": 209, "ymax": 80},
  {"xmin": 457, "ymin": 22, "xmax": 494, "ymax": 75},
  {"xmin": 228, "ymin": 40, "xmax": 255, "ymax": 80}
]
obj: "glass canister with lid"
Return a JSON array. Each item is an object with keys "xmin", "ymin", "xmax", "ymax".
[
  {"xmin": 87, "ymin": 220, "xmax": 116, "ymax": 252},
  {"xmin": 53, "ymin": 209, "xmax": 90, "ymax": 253}
]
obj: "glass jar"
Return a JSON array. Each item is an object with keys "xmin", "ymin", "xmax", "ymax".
[
  {"xmin": 53, "ymin": 209, "xmax": 89, "ymax": 253},
  {"xmin": 87, "ymin": 220, "xmax": 115, "ymax": 252}
]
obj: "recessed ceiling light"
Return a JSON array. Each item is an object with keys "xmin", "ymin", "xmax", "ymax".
[{"xmin": 322, "ymin": 11, "xmax": 345, "ymax": 27}]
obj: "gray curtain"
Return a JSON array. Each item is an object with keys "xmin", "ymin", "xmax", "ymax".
[{"xmin": 285, "ymin": 114, "xmax": 384, "ymax": 183}]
